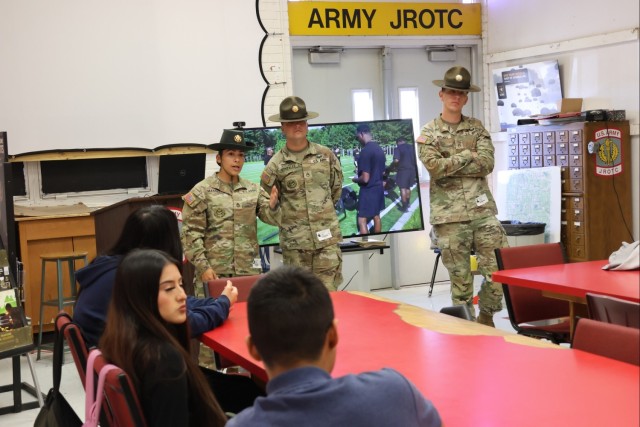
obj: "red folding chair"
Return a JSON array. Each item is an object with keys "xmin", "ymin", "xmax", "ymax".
[
  {"xmin": 55, "ymin": 312, "xmax": 89, "ymax": 386},
  {"xmin": 495, "ymin": 242, "xmax": 571, "ymax": 344},
  {"xmin": 207, "ymin": 274, "xmax": 263, "ymax": 370},
  {"xmin": 572, "ymin": 318, "xmax": 640, "ymax": 366},
  {"xmin": 91, "ymin": 351, "xmax": 148, "ymax": 427}
]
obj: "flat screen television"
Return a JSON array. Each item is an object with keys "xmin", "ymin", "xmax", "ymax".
[{"xmin": 240, "ymin": 119, "xmax": 424, "ymax": 246}]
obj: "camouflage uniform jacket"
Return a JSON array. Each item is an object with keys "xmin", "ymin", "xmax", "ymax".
[
  {"xmin": 181, "ymin": 174, "xmax": 281, "ymax": 278},
  {"xmin": 417, "ymin": 115, "xmax": 498, "ymax": 225},
  {"xmin": 261, "ymin": 142, "xmax": 343, "ymax": 250}
]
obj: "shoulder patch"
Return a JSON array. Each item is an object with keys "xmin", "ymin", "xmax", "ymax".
[
  {"xmin": 183, "ymin": 192, "xmax": 196, "ymax": 206},
  {"xmin": 416, "ymin": 135, "xmax": 427, "ymax": 144}
]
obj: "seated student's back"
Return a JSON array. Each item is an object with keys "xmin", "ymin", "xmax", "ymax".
[
  {"xmin": 231, "ymin": 366, "xmax": 439, "ymax": 426},
  {"xmin": 227, "ymin": 266, "xmax": 441, "ymax": 427}
]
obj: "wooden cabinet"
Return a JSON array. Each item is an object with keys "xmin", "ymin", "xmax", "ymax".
[
  {"xmin": 507, "ymin": 121, "xmax": 632, "ymax": 262},
  {"xmin": 17, "ymin": 215, "xmax": 96, "ymax": 330}
]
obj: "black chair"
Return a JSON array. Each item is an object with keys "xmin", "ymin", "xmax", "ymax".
[
  {"xmin": 495, "ymin": 242, "xmax": 571, "ymax": 344},
  {"xmin": 439, "ymin": 305, "xmax": 474, "ymax": 321}
]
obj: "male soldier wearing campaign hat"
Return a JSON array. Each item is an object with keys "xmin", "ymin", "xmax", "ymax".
[
  {"xmin": 262, "ymin": 96, "xmax": 343, "ymax": 290},
  {"xmin": 181, "ymin": 128, "xmax": 281, "ymax": 286},
  {"xmin": 416, "ymin": 66, "xmax": 508, "ymax": 327}
]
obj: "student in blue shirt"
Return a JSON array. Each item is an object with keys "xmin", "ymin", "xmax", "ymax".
[{"xmin": 228, "ymin": 266, "xmax": 442, "ymax": 427}]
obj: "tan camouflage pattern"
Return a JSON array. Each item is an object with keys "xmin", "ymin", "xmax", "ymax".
[
  {"xmin": 417, "ymin": 115, "xmax": 498, "ymax": 224},
  {"xmin": 433, "ymin": 216, "xmax": 508, "ymax": 315},
  {"xmin": 419, "ymin": 115, "xmax": 507, "ymax": 315},
  {"xmin": 181, "ymin": 174, "xmax": 281, "ymax": 279},
  {"xmin": 282, "ymin": 245, "xmax": 343, "ymax": 291},
  {"xmin": 261, "ymin": 142, "xmax": 343, "ymax": 250}
]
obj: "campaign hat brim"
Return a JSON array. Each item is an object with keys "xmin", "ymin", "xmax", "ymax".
[
  {"xmin": 433, "ymin": 79, "xmax": 481, "ymax": 93},
  {"xmin": 268, "ymin": 111, "xmax": 319, "ymax": 123},
  {"xmin": 207, "ymin": 141, "xmax": 255, "ymax": 152}
]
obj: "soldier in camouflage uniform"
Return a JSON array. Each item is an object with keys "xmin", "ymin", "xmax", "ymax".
[
  {"xmin": 262, "ymin": 96, "xmax": 343, "ymax": 290},
  {"xmin": 417, "ymin": 66, "xmax": 508, "ymax": 327},
  {"xmin": 182, "ymin": 128, "xmax": 281, "ymax": 288}
]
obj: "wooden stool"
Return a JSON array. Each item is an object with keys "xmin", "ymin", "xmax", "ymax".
[{"xmin": 36, "ymin": 251, "xmax": 88, "ymax": 360}]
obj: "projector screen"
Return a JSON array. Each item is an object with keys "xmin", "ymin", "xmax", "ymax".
[{"xmin": 0, "ymin": 1, "xmax": 265, "ymax": 156}]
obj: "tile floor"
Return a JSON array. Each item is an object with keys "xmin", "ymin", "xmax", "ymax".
[{"xmin": 0, "ymin": 278, "xmax": 516, "ymax": 426}]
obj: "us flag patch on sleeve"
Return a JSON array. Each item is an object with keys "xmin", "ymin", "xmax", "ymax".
[
  {"xmin": 183, "ymin": 192, "xmax": 195, "ymax": 206},
  {"xmin": 416, "ymin": 135, "xmax": 427, "ymax": 144}
]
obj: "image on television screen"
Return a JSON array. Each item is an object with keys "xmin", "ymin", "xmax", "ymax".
[{"xmin": 240, "ymin": 119, "xmax": 424, "ymax": 246}]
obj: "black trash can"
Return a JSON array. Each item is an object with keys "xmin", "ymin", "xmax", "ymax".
[{"xmin": 500, "ymin": 220, "xmax": 546, "ymax": 246}]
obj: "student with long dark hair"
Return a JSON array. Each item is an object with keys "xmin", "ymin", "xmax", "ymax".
[
  {"xmin": 100, "ymin": 249, "xmax": 227, "ymax": 427},
  {"xmin": 74, "ymin": 205, "xmax": 236, "ymax": 348}
]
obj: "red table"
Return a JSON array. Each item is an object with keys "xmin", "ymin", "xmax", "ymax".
[
  {"xmin": 492, "ymin": 260, "xmax": 640, "ymax": 335},
  {"xmin": 491, "ymin": 260, "xmax": 640, "ymax": 302},
  {"xmin": 201, "ymin": 292, "xmax": 639, "ymax": 427}
]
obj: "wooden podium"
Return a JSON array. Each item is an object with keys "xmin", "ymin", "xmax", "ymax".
[
  {"xmin": 92, "ymin": 194, "xmax": 184, "ymax": 254},
  {"xmin": 91, "ymin": 194, "xmax": 195, "ymax": 293}
]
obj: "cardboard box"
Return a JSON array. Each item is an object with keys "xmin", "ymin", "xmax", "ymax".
[{"xmin": 557, "ymin": 98, "xmax": 583, "ymax": 113}]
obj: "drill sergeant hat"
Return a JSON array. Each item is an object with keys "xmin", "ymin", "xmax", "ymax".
[
  {"xmin": 268, "ymin": 96, "xmax": 319, "ymax": 122},
  {"xmin": 207, "ymin": 129, "xmax": 255, "ymax": 152},
  {"xmin": 433, "ymin": 66, "xmax": 481, "ymax": 93}
]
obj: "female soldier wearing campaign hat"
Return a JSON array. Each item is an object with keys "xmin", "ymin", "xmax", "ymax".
[
  {"xmin": 416, "ymin": 66, "xmax": 508, "ymax": 328},
  {"xmin": 181, "ymin": 128, "xmax": 281, "ymax": 286}
]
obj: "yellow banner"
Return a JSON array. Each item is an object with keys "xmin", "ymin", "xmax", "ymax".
[{"xmin": 288, "ymin": 2, "xmax": 481, "ymax": 36}]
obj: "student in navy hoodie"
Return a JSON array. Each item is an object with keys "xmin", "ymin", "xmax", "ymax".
[
  {"xmin": 74, "ymin": 205, "xmax": 263, "ymax": 414},
  {"xmin": 74, "ymin": 204, "xmax": 237, "ymax": 348}
]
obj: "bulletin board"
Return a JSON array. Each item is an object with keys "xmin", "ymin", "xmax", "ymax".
[
  {"xmin": 492, "ymin": 60, "xmax": 563, "ymax": 131},
  {"xmin": 495, "ymin": 167, "xmax": 561, "ymax": 243}
]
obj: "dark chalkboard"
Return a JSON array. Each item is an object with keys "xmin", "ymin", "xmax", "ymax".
[
  {"xmin": 10, "ymin": 163, "xmax": 26, "ymax": 197},
  {"xmin": 41, "ymin": 157, "xmax": 148, "ymax": 194},
  {"xmin": 157, "ymin": 153, "xmax": 206, "ymax": 196},
  {"xmin": 0, "ymin": 162, "xmax": 18, "ymax": 283}
]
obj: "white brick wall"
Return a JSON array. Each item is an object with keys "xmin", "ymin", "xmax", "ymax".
[{"xmin": 258, "ymin": 0, "xmax": 293, "ymax": 126}]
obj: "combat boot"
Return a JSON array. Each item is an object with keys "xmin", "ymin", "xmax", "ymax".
[{"xmin": 477, "ymin": 311, "xmax": 495, "ymax": 328}]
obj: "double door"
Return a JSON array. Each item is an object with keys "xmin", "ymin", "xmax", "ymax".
[
  {"xmin": 290, "ymin": 46, "xmax": 475, "ymax": 288},
  {"xmin": 292, "ymin": 47, "xmax": 475, "ymax": 130}
]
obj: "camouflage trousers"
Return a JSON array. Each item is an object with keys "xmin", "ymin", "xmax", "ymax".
[
  {"xmin": 282, "ymin": 244, "xmax": 343, "ymax": 291},
  {"xmin": 433, "ymin": 216, "xmax": 509, "ymax": 316},
  {"xmin": 193, "ymin": 275, "xmax": 232, "ymax": 370}
]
